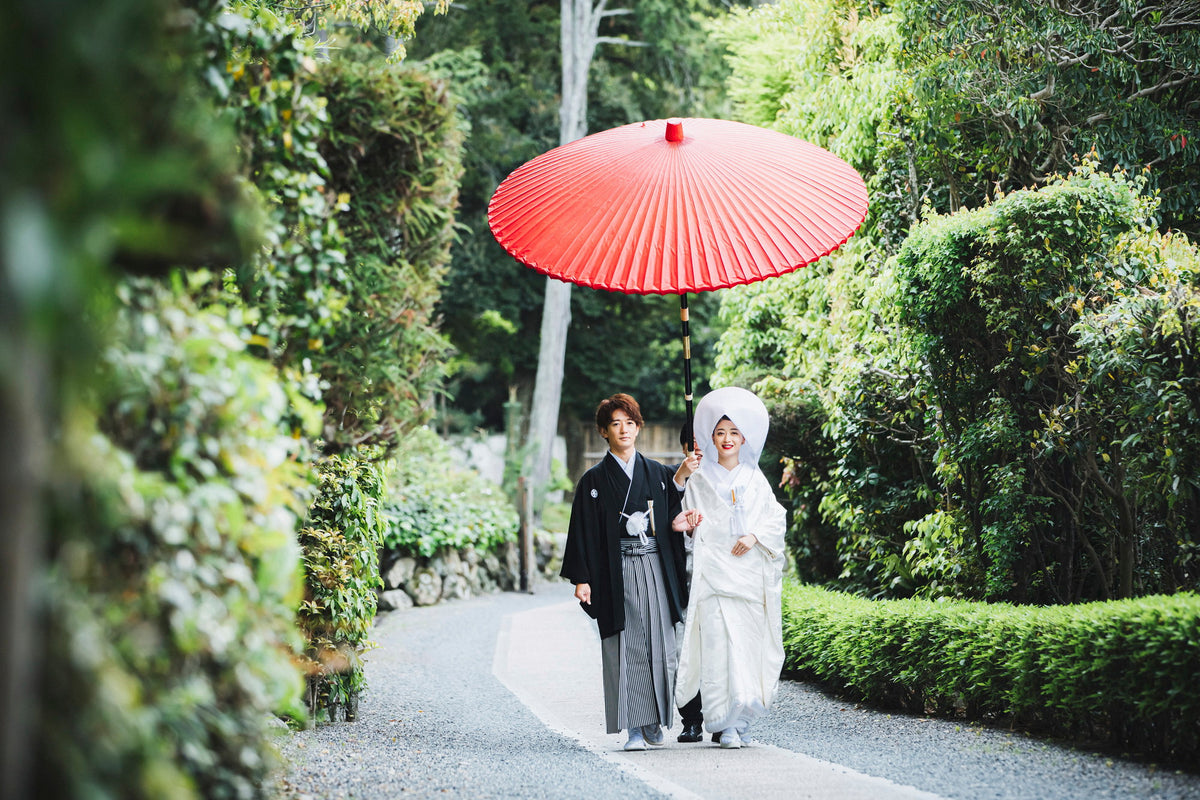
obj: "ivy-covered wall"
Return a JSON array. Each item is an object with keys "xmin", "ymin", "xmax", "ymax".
[{"xmin": 10, "ymin": 0, "xmax": 468, "ymax": 796}]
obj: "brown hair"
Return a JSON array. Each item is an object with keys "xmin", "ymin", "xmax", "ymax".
[{"xmin": 595, "ymin": 393, "xmax": 644, "ymax": 431}]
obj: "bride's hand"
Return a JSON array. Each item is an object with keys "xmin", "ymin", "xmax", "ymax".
[
  {"xmin": 731, "ymin": 533, "xmax": 757, "ymax": 556},
  {"xmin": 672, "ymin": 509, "xmax": 703, "ymax": 532}
]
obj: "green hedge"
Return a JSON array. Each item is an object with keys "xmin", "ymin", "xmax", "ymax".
[
  {"xmin": 37, "ymin": 282, "xmax": 314, "ymax": 799},
  {"xmin": 782, "ymin": 582, "xmax": 1200, "ymax": 763}
]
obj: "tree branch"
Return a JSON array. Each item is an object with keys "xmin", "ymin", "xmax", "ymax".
[
  {"xmin": 596, "ymin": 36, "xmax": 646, "ymax": 47},
  {"xmin": 1127, "ymin": 73, "xmax": 1200, "ymax": 102}
]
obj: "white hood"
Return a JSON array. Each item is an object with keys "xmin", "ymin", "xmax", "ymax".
[{"xmin": 693, "ymin": 386, "xmax": 769, "ymax": 471}]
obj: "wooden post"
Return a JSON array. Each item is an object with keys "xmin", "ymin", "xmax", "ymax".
[{"xmin": 517, "ymin": 477, "xmax": 535, "ymax": 593}]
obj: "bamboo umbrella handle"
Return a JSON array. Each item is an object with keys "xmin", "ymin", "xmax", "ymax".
[{"xmin": 680, "ymin": 293, "xmax": 695, "ymax": 451}]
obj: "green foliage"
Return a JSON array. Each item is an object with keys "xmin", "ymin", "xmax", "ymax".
[
  {"xmin": 712, "ymin": 0, "xmax": 1200, "ymax": 603},
  {"xmin": 251, "ymin": 0, "xmax": 449, "ymax": 60},
  {"xmin": 209, "ymin": 0, "xmax": 355, "ymax": 418},
  {"xmin": 3, "ymin": 0, "xmax": 327, "ymax": 794},
  {"xmin": 198, "ymin": 8, "xmax": 462, "ymax": 454},
  {"xmin": 717, "ymin": 157, "xmax": 1200, "ymax": 603},
  {"xmin": 12, "ymin": 0, "xmax": 469, "ymax": 794},
  {"xmin": 186, "ymin": 1, "xmax": 467, "ymax": 726},
  {"xmin": 311, "ymin": 46, "xmax": 462, "ymax": 451},
  {"xmin": 713, "ymin": 0, "xmax": 1200, "ymax": 245},
  {"xmin": 297, "ymin": 454, "xmax": 388, "ymax": 721},
  {"xmin": 40, "ymin": 281, "xmax": 314, "ymax": 800},
  {"xmin": 890, "ymin": 509, "xmax": 974, "ymax": 599},
  {"xmin": 383, "ymin": 428, "xmax": 518, "ymax": 557},
  {"xmin": 403, "ymin": 2, "xmax": 560, "ymax": 429},
  {"xmin": 895, "ymin": 0, "xmax": 1200, "ymax": 236},
  {"xmin": 715, "ymin": 0, "xmax": 900, "ymax": 173},
  {"xmin": 892, "ymin": 163, "xmax": 1190, "ymax": 602},
  {"xmin": 1, "ymin": 0, "xmax": 258, "ymax": 379},
  {"xmin": 1071, "ymin": 231, "xmax": 1200, "ymax": 594},
  {"xmin": 782, "ymin": 581, "xmax": 1200, "ymax": 763}
]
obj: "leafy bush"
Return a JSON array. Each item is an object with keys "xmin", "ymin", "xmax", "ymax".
[
  {"xmin": 296, "ymin": 454, "xmax": 387, "ymax": 722},
  {"xmin": 38, "ymin": 282, "xmax": 315, "ymax": 800},
  {"xmin": 382, "ymin": 428, "xmax": 518, "ymax": 558},
  {"xmin": 202, "ymin": 13, "xmax": 463, "ymax": 456},
  {"xmin": 1072, "ymin": 231, "xmax": 1200, "ymax": 594},
  {"xmin": 719, "ymin": 158, "xmax": 1200, "ymax": 604},
  {"xmin": 782, "ymin": 582, "xmax": 1200, "ymax": 763},
  {"xmin": 307, "ymin": 45, "xmax": 462, "ymax": 453},
  {"xmin": 893, "ymin": 162, "xmax": 1200, "ymax": 602}
]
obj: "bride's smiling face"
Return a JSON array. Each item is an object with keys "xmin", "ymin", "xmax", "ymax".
[{"xmin": 712, "ymin": 418, "xmax": 744, "ymax": 463}]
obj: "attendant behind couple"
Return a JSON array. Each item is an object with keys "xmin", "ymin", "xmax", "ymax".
[{"xmin": 560, "ymin": 389, "xmax": 786, "ymax": 752}]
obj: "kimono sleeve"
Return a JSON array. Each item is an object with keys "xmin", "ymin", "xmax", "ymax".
[
  {"xmin": 750, "ymin": 470, "xmax": 787, "ymax": 557},
  {"xmin": 560, "ymin": 477, "xmax": 603, "ymax": 621}
]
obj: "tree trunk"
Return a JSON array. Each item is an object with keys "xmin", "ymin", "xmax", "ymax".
[
  {"xmin": 0, "ymin": 336, "xmax": 46, "ymax": 800},
  {"xmin": 525, "ymin": 0, "xmax": 603, "ymax": 519}
]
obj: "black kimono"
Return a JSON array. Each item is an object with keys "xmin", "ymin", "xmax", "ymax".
[{"xmin": 560, "ymin": 452, "xmax": 689, "ymax": 638}]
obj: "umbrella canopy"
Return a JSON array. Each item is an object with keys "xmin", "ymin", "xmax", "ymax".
[
  {"xmin": 488, "ymin": 117, "xmax": 868, "ymax": 295},
  {"xmin": 488, "ymin": 117, "xmax": 868, "ymax": 445}
]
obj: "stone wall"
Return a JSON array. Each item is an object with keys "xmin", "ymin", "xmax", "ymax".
[{"xmin": 375, "ymin": 531, "xmax": 569, "ymax": 612}]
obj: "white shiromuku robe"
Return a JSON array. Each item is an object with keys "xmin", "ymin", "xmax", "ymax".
[{"xmin": 673, "ymin": 462, "xmax": 786, "ymax": 733}]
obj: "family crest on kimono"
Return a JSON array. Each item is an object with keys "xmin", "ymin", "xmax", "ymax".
[
  {"xmin": 671, "ymin": 386, "xmax": 787, "ymax": 750},
  {"xmin": 560, "ymin": 393, "xmax": 692, "ymax": 751}
]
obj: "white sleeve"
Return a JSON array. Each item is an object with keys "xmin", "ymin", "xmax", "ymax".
[{"xmin": 749, "ymin": 471, "xmax": 787, "ymax": 558}]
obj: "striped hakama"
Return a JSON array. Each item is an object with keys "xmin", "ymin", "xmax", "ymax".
[{"xmin": 600, "ymin": 537, "xmax": 677, "ymax": 734}]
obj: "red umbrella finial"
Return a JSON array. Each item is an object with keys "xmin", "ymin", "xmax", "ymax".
[{"xmin": 665, "ymin": 118, "xmax": 684, "ymax": 142}]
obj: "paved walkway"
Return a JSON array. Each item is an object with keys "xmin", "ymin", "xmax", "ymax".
[{"xmin": 494, "ymin": 595, "xmax": 943, "ymax": 800}]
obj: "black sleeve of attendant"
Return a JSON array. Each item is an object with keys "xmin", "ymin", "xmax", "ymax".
[{"xmin": 667, "ymin": 466, "xmax": 683, "ymax": 519}]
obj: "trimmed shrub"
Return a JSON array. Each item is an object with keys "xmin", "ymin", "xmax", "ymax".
[
  {"xmin": 783, "ymin": 582, "xmax": 1200, "ymax": 763},
  {"xmin": 297, "ymin": 454, "xmax": 388, "ymax": 723}
]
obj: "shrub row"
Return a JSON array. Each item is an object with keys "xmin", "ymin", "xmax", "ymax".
[{"xmin": 782, "ymin": 582, "xmax": 1200, "ymax": 763}]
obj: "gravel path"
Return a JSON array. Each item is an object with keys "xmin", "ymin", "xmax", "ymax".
[
  {"xmin": 274, "ymin": 585, "xmax": 660, "ymax": 800},
  {"xmin": 274, "ymin": 582, "xmax": 1200, "ymax": 799}
]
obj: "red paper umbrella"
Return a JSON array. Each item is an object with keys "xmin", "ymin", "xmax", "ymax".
[{"xmin": 488, "ymin": 117, "xmax": 869, "ymax": 437}]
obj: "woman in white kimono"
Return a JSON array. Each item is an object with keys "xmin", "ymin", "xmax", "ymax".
[{"xmin": 671, "ymin": 387, "xmax": 787, "ymax": 749}]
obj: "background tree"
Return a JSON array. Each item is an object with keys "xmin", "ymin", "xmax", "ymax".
[
  {"xmin": 524, "ymin": 0, "xmax": 624, "ymax": 517},
  {"xmin": 894, "ymin": 0, "xmax": 1200, "ymax": 234},
  {"xmin": 407, "ymin": 1, "xmax": 744, "ymax": 446}
]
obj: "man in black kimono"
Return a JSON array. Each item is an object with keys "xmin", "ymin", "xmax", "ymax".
[{"xmin": 560, "ymin": 393, "xmax": 689, "ymax": 751}]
